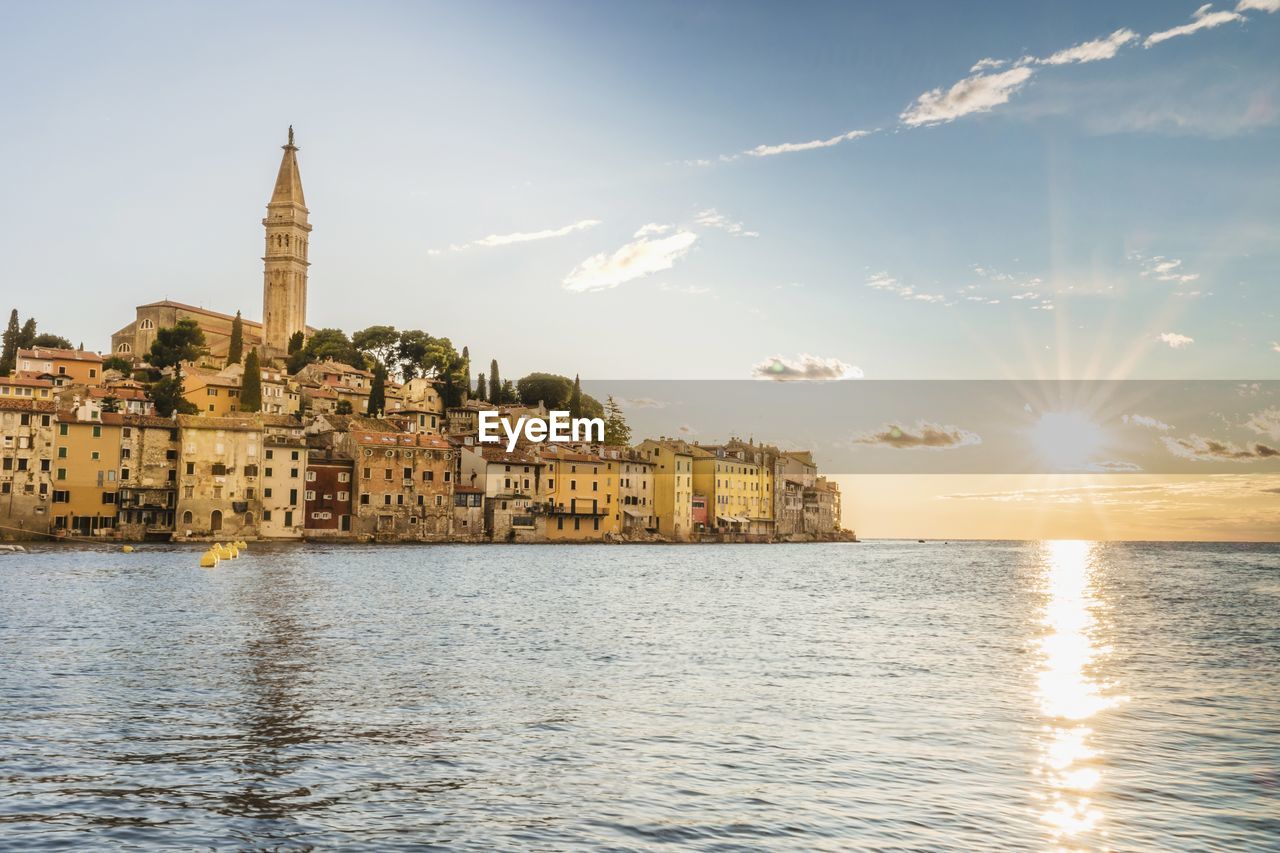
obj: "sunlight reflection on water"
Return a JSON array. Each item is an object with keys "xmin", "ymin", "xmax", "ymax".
[{"xmin": 1035, "ymin": 540, "xmax": 1128, "ymax": 848}]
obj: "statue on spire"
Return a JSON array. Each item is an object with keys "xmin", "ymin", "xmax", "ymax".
[{"xmin": 287, "ymin": 125, "xmax": 295, "ymax": 147}]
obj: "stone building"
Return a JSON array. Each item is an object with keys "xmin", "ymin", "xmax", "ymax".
[
  {"xmin": 115, "ymin": 415, "xmax": 179, "ymax": 540},
  {"xmin": 451, "ymin": 485, "xmax": 486, "ymax": 540},
  {"xmin": 458, "ymin": 444, "xmax": 545, "ymax": 541},
  {"xmin": 0, "ymin": 399, "xmax": 56, "ymax": 538},
  {"xmin": 111, "ymin": 301, "xmax": 264, "ymax": 365},
  {"xmin": 350, "ymin": 430, "xmax": 454, "ymax": 540},
  {"xmin": 259, "ymin": 415, "xmax": 306, "ymax": 538},
  {"xmin": 613, "ymin": 448, "xmax": 656, "ymax": 536},
  {"xmin": 174, "ymin": 415, "xmax": 263, "ymax": 539}
]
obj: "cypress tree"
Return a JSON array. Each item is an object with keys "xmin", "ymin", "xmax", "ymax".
[
  {"xmin": 17, "ymin": 318, "xmax": 36, "ymax": 349},
  {"xmin": 475, "ymin": 371, "xmax": 488, "ymax": 401},
  {"xmin": 227, "ymin": 310, "xmax": 244, "ymax": 365},
  {"xmin": 569, "ymin": 374, "xmax": 583, "ymax": 419},
  {"xmin": 0, "ymin": 309, "xmax": 19, "ymax": 375},
  {"xmin": 489, "ymin": 359, "xmax": 501, "ymax": 405},
  {"xmin": 369, "ymin": 363, "xmax": 387, "ymax": 416},
  {"xmin": 287, "ymin": 330, "xmax": 305, "ymax": 354},
  {"xmin": 240, "ymin": 348, "xmax": 262, "ymax": 412}
]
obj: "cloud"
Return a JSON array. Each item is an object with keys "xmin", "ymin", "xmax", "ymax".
[
  {"xmin": 1087, "ymin": 460, "xmax": 1144, "ymax": 472},
  {"xmin": 1158, "ymin": 332, "xmax": 1195, "ymax": 348},
  {"xmin": 1123, "ymin": 414, "xmax": 1174, "ymax": 431},
  {"xmin": 449, "ymin": 218, "xmax": 600, "ymax": 251},
  {"xmin": 1163, "ymin": 434, "xmax": 1280, "ymax": 461},
  {"xmin": 744, "ymin": 129, "xmax": 873, "ymax": 157},
  {"xmin": 613, "ymin": 397, "xmax": 668, "ymax": 410},
  {"xmin": 1272, "ymin": 342, "xmax": 1280, "ymax": 353},
  {"xmin": 693, "ymin": 209, "xmax": 759, "ymax": 237},
  {"xmin": 1237, "ymin": 0, "xmax": 1280, "ymax": 11},
  {"xmin": 1245, "ymin": 407, "xmax": 1280, "ymax": 440},
  {"xmin": 633, "ymin": 223, "xmax": 673, "ymax": 238},
  {"xmin": 677, "ymin": 424, "xmax": 697, "ymax": 435},
  {"xmin": 900, "ymin": 66, "xmax": 1035, "ymax": 127},
  {"xmin": 1132, "ymin": 253, "xmax": 1201, "ymax": 283},
  {"xmin": 1039, "ymin": 29, "xmax": 1138, "ymax": 65},
  {"xmin": 852, "ymin": 421, "xmax": 982, "ymax": 450},
  {"xmin": 751, "ymin": 354, "xmax": 862, "ymax": 381},
  {"xmin": 1145, "ymin": 4, "xmax": 1244, "ymax": 47},
  {"xmin": 865, "ymin": 271, "xmax": 950, "ymax": 305},
  {"xmin": 657, "ymin": 282, "xmax": 711, "ymax": 295},
  {"xmin": 562, "ymin": 231, "xmax": 698, "ymax": 292},
  {"xmin": 970, "ymin": 57, "xmax": 1006, "ymax": 72}
]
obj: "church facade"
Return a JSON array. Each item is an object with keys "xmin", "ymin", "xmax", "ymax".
[{"xmin": 111, "ymin": 129, "xmax": 311, "ymax": 364}]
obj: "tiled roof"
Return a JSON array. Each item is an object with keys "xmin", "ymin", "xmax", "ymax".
[
  {"xmin": 17, "ymin": 347, "xmax": 104, "ymax": 363},
  {"xmin": 136, "ymin": 300, "xmax": 265, "ymax": 328},
  {"xmin": 353, "ymin": 430, "xmax": 451, "ymax": 449},
  {"xmin": 0, "ymin": 375, "xmax": 53, "ymax": 388},
  {"xmin": 0, "ymin": 398, "xmax": 56, "ymax": 413}
]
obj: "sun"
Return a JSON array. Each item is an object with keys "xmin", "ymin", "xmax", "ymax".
[{"xmin": 1030, "ymin": 411, "xmax": 1103, "ymax": 471}]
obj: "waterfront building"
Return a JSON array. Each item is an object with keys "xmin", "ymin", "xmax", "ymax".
[
  {"xmin": 115, "ymin": 415, "xmax": 179, "ymax": 539},
  {"xmin": 537, "ymin": 445, "xmax": 612, "ymax": 541},
  {"xmin": 174, "ymin": 415, "xmax": 263, "ymax": 539},
  {"xmin": 635, "ymin": 437, "xmax": 695, "ymax": 541},
  {"xmin": 774, "ymin": 451, "xmax": 817, "ymax": 537},
  {"xmin": 259, "ymin": 415, "xmax": 306, "ymax": 537},
  {"xmin": 52, "ymin": 404, "xmax": 124, "ymax": 536},
  {"xmin": 804, "ymin": 476, "xmax": 842, "ymax": 535},
  {"xmin": 451, "ymin": 485, "xmax": 486, "ymax": 540},
  {"xmin": 349, "ymin": 430, "xmax": 453, "ymax": 540},
  {"xmin": 458, "ymin": 444, "xmax": 545, "ymax": 541},
  {"xmin": 16, "ymin": 347, "xmax": 104, "ymax": 388},
  {"xmin": 612, "ymin": 448, "xmax": 656, "ymax": 535},
  {"xmin": 303, "ymin": 447, "xmax": 353, "ymax": 537},
  {"xmin": 690, "ymin": 444, "xmax": 764, "ymax": 538},
  {"xmin": 0, "ymin": 399, "xmax": 56, "ymax": 538}
]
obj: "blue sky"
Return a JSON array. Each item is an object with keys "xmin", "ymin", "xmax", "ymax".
[{"xmin": 1, "ymin": 0, "xmax": 1277, "ymax": 380}]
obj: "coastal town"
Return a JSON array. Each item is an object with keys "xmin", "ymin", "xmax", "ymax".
[{"xmin": 0, "ymin": 130, "xmax": 847, "ymax": 545}]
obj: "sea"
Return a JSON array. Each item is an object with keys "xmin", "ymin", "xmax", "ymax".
[{"xmin": 1, "ymin": 541, "xmax": 1277, "ymax": 850}]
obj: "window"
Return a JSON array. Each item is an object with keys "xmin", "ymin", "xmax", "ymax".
[
  {"xmin": 306, "ymin": 470, "xmax": 316, "ymax": 482},
  {"xmin": 338, "ymin": 472, "xmax": 350, "ymax": 483},
  {"xmin": 57, "ymin": 468, "xmax": 66, "ymax": 480},
  {"xmin": 337, "ymin": 490, "xmax": 349, "ymax": 502},
  {"xmin": 435, "ymin": 495, "xmax": 443, "ymax": 507},
  {"xmin": 59, "ymin": 423, "xmax": 67, "ymax": 436},
  {"xmin": 264, "ymin": 467, "xmax": 273, "ymax": 478},
  {"xmin": 360, "ymin": 494, "xmax": 370, "ymax": 505},
  {"xmin": 266, "ymin": 450, "xmax": 274, "ymax": 460},
  {"xmin": 182, "ymin": 510, "xmax": 193, "ymax": 525},
  {"xmin": 305, "ymin": 490, "xmax": 316, "ymax": 501},
  {"xmin": 92, "ymin": 425, "xmax": 101, "ymax": 438},
  {"xmin": 211, "ymin": 463, "xmax": 227, "ymax": 476},
  {"xmin": 264, "ymin": 488, "xmax": 273, "ymax": 498},
  {"xmin": 52, "ymin": 490, "xmax": 70, "ymax": 503},
  {"xmin": 58, "ymin": 447, "xmax": 67, "ymax": 458},
  {"xmin": 423, "ymin": 470, "xmax": 434, "ymax": 481},
  {"xmin": 120, "ymin": 468, "xmax": 130, "ymax": 481}
]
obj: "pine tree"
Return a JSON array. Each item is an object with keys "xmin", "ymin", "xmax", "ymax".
[
  {"xmin": 475, "ymin": 371, "xmax": 488, "ymax": 401},
  {"xmin": 0, "ymin": 309, "xmax": 19, "ymax": 375},
  {"xmin": 227, "ymin": 310, "xmax": 244, "ymax": 365},
  {"xmin": 240, "ymin": 348, "xmax": 262, "ymax": 412},
  {"xmin": 603, "ymin": 396, "xmax": 631, "ymax": 446},
  {"xmin": 501, "ymin": 379, "xmax": 515, "ymax": 404},
  {"xmin": 287, "ymin": 330, "xmax": 305, "ymax": 354},
  {"xmin": 569, "ymin": 374, "xmax": 583, "ymax": 419},
  {"xmin": 369, "ymin": 363, "xmax": 387, "ymax": 416},
  {"xmin": 17, "ymin": 318, "xmax": 36, "ymax": 349},
  {"xmin": 489, "ymin": 359, "xmax": 502, "ymax": 404}
]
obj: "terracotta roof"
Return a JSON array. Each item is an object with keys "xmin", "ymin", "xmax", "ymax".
[
  {"xmin": 59, "ymin": 411, "xmax": 125, "ymax": 426},
  {"xmin": 136, "ymin": 300, "xmax": 264, "ymax": 328},
  {"xmin": 260, "ymin": 413, "xmax": 304, "ymax": 428},
  {"xmin": 176, "ymin": 414, "xmax": 260, "ymax": 431},
  {"xmin": 478, "ymin": 446, "xmax": 543, "ymax": 465},
  {"xmin": 353, "ymin": 430, "xmax": 451, "ymax": 449},
  {"xmin": 17, "ymin": 347, "xmax": 104, "ymax": 363},
  {"xmin": 89, "ymin": 386, "xmax": 148, "ymax": 400},
  {"xmin": 121, "ymin": 414, "xmax": 178, "ymax": 429},
  {"xmin": 0, "ymin": 375, "xmax": 53, "ymax": 388},
  {"xmin": 0, "ymin": 398, "xmax": 56, "ymax": 413}
]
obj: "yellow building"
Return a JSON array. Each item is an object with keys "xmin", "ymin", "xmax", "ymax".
[
  {"xmin": 635, "ymin": 437, "xmax": 694, "ymax": 541},
  {"xmin": 691, "ymin": 444, "xmax": 771, "ymax": 538},
  {"xmin": 537, "ymin": 446, "xmax": 616, "ymax": 541},
  {"xmin": 0, "ymin": 375, "xmax": 55, "ymax": 402},
  {"xmin": 52, "ymin": 406, "xmax": 124, "ymax": 536},
  {"xmin": 175, "ymin": 415, "xmax": 264, "ymax": 539},
  {"xmin": 183, "ymin": 366, "xmax": 243, "ymax": 416}
]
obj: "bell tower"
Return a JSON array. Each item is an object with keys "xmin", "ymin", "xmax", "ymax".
[{"xmin": 261, "ymin": 126, "xmax": 311, "ymax": 359}]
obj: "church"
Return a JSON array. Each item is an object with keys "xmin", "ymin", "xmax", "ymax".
[{"xmin": 111, "ymin": 128, "xmax": 312, "ymax": 364}]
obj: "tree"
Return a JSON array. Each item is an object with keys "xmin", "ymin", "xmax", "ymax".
[
  {"xmin": 143, "ymin": 319, "xmax": 206, "ymax": 417},
  {"xmin": 148, "ymin": 376, "xmax": 195, "ymax": 417},
  {"xmin": 501, "ymin": 380, "xmax": 515, "ymax": 405},
  {"xmin": 288, "ymin": 328, "xmax": 363, "ymax": 374},
  {"xmin": 102, "ymin": 356, "xmax": 133, "ymax": 374},
  {"xmin": 368, "ymin": 363, "xmax": 387, "ymax": 415},
  {"xmin": 475, "ymin": 371, "xmax": 488, "ymax": 402},
  {"xmin": 336, "ymin": 400, "xmax": 353, "ymax": 415},
  {"xmin": 226, "ymin": 310, "xmax": 244, "ymax": 365},
  {"xmin": 287, "ymin": 330, "xmax": 305, "ymax": 354},
  {"xmin": 17, "ymin": 318, "xmax": 36, "ymax": 349},
  {"xmin": 489, "ymin": 359, "xmax": 502, "ymax": 404},
  {"xmin": 569, "ymin": 374, "xmax": 583, "ymax": 419},
  {"xmin": 516, "ymin": 372, "xmax": 574, "ymax": 409},
  {"xmin": 603, "ymin": 395, "xmax": 631, "ymax": 446},
  {"xmin": 240, "ymin": 349, "xmax": 262, "ymax": 412},
  {"xmin": 100, "ymin": 395, "xmax": 121, "ymax": 414},
  {"xmin": 353, "ymin": 325, "xmax": 401, "ymax": 372},
  {"xmin": 461, "ymin": 346, "xmax": 470, "ymax": 394},
  {"xmin": 32, "ymin": 333, "xmax": 74, "ymax": 349},
  {"xmin": 0, "ymin": 309, "xmax": 18, "ymax": 375}
]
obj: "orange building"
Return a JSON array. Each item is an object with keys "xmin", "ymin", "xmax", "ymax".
[{"xmin": 16, "ymin": 347, "xmax": 105, "ymax": 387}]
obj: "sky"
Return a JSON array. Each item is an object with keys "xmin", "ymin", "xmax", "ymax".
[{"xmin": 1, "ymin": 1, "xmax": 1277, "ymax": 538}]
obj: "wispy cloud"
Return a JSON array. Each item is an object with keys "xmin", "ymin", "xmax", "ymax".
[
  {"xmin": 613, "ymin": 397, "xmax": 669, "ymax": 410},
  {"xmin": 633, "ymin": 222, "xmax": 673, "ymax": 238},
  {"xmin": 1271, "ymin": 341, "xmax": 1280, "ymax": 353},
  {"xmin": 658, "ymin": 282, "xmax": 711, "ymax": 295},
  {"xmin": 1163, "ymin": 433, "xmax": 1279, "ymax": 461},
  {"xmin": 865, "ymin": 271, "xmax": 951, "ymax": 305},
  {"xmin": 448, "ymin": 218, "xmax": 600, "ymax": 251},
  {"xmin": 1145, "ymin": 4, "xmax": 1244, "ymax": 47},
  {"xmin": 1039, "ymin": 29, "xmax": 1138, "ymax": 65},
  {"xmin": 752, "ymin": 354, "xmax": 862, "ymax": 381},
  {"xmin": 1237, "ymin": 0, "xmax": 1280, "ymax": 12},
  {"xmin": 970, "ymin": 57, "xmax": 1006, "ymax": 72},
  {"xmin": 562, "ymin": 230, "xmax": 698, "ymax": 293},
  {"xmin": 744, "ymin": 129, "xmax": 873, "ymax": 158},
  {"xmin": 1132, "ymin": 253, "xmax": 1201, "ymax": 283},
  {"xmin": 852, "ymin": 421, "xmax": 982, "ymax": 450},
  {"xmin": 900, "ymin": 66, "xmax": 1035, "ymax": 127},
  {"xmin": 694, "ymin": 209, "xmax": 759, "ymax": 238},
  {"xmin": 1159, "ymin": 332, "xmax": 1195, "ymax": 348},
  {"xmin": 1123, "ymin": 414, "xmax": 1174, "ymax": 431},
  {"xmin": 1245, "ymin": 407, "xmax": 1280, "ymax": 440}
]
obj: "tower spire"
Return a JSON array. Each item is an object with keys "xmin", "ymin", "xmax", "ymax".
[{"xmin": 262, "ymin": 128, "xmax": 311, "ymax": 359}]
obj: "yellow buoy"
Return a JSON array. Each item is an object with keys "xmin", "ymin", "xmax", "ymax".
[
  {"xmin": 121, "ymin": 545, "xmax": 134, "ymax": 553},
  {"xmin": 199, "ymin": 550, "xmax": 219, "ymax": 568}
]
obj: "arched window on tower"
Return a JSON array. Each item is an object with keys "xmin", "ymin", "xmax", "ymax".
[
  {"xmin": 116, "ymin": 342, "xmax": 132, "ymax": 353},
  {"xmin": 139, "ymin": 319, "xmax": 155, "ymax": 331}
]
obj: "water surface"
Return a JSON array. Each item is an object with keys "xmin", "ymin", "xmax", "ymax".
[{"xmin": 2, "ymin": 541, "xmax": 1277, "ymax": 850}]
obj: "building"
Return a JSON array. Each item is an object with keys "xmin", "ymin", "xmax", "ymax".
[
  {"xmin": 296, "ymin": 360, "xmax": 372, "ymax": 414},
  {"xmin": 804, "ymin": 476, "xmax": 842, "ymax": 535},
  {"xmin": 174, "ymin": 415, "xmax": 263, "ymax": 539},
  {"xmin": 636, "ymin": 437, "xmax": 695, "ymax": 541},
  {"xmin": 115, "ymin": 415, "xmax": 179, "ymax": 540},
  {"xmin": 537, "ymin": 445, "xmax": 613, "ymax": 541},
  {"xmin": 612, "ymin": 448, "xmax": 656, "ymax": 535},
  {"xmin": 110, "ymin": 129, "xmax": 310, "ymax": 365},
  {"xmin": 350, "ymin": 430, "xmax": 453, "ymax": 540},
  {"xmin": 388, "ymin": 377, "xmax": 444, "ymax": 433},
  {"xmin": 52, "ymin": 404, "xmax": 124, "ymax": 536},
  {"xmin": 182, "ymin": 365, "xmax": 244, "ymax": 416},
  {"xmin": 458, "ymin": 444, "xmax": 544, "ymax": 541},
  {"xmin": 775, "ymin": 451, "xmax": 817, "ymax": 537},
  {"xmin": 262, "ymin": 126, "xmax": 311, "ymax": 358},
  {"xmin": 690, "ymin": 444, "xmax": 765, "ymax": 538},
  {"xmin": 16, "ymin": 347, "xmax": 104, "ymax": 387},
  {"xmin": 259, "ymin": 415, "xmax": 306, "ymax": 537},
  {"xmin": 0, "ymin": 374, "xmax": 55, "ymax": 404},
  {"xmin": 451, "ymin": 485, "xmax": 486, "ymax": 540},
  {"xmin": 0, "ymin": 399, "xmax": 56, "ymax": 538},
  {"xmin": 304, "ymin": 447, "xmax": 353, "ymax": 537}
]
